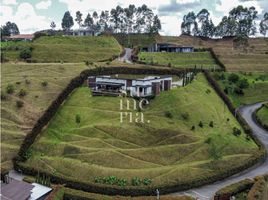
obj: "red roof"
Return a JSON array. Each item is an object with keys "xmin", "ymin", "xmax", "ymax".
[{"xmin": 9, "ymin": 34, "xmax": 34, "ymax": 39}]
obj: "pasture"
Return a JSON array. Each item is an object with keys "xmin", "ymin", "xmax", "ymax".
[
  {"xmin": 22, "ymin": 74, "xmax": 258, "ymax": 189},
  {"xmin": 0, "ymin": 63, "xmax": 88, "ymax": 171},
  {"xmin": 1, "ymin": 36, "xmax": 122, "ymax": 63},
  {"xmin": 161, "ymin": 35, "xmax": 268, "ymax": 72},
  {"xmin": 213, "ymin": 72, "xmax": 268, "ymax": 107},
  {"xmin": 138, "ymin": 51, "xmax": 219, "ymax": 69}
]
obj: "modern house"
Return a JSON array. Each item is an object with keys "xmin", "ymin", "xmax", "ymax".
[
  {"xmin": 66, "ymin": 28, "xmax": 98, "ymax": 36},
  {"xmin": 88, "ymin": 75, "xmax": 172, "ymax": 97},
  {"xmin": 143, "ymin": 43, "xmax": 194, "ymax": 53},
  {"xmin": 2, "ymin": 34, "xmax": 34, "ymax": 41}
]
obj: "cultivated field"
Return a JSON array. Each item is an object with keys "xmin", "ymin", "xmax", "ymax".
[
  {"xmin": 160, "ymin": 35, "xmax": 268, "ymax": 72},
  {"xmin": 138, "ymin": 52, "xmax": 219, "ymax": 69},
  {"xmin": 213, "ymin": 72, "xmax": 268, "ymax": 107},
  {"xmin": 22, "ymin": 74, "xmax": 258, "ymax": 189},
  {"xmin": 0, "ymin": 63, "xmax": 88, "ymax": 171},
  {"xmin": 2, "ymin": 36, "xmax": 122, "ymax": 63}
]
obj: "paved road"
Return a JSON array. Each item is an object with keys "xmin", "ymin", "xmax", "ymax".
[
  {"xmin": 118, "ymin": 48, "xmax": 132, "ymax": 63},
  {"xmin": 173, "ymin": 102, "xmax": 268, "ymax": 200}
]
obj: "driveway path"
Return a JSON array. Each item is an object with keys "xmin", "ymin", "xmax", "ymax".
[
  {"xmin": 118, "ymin": 48, "xmax": 132, "ymax": 63},
  {"xmin": 173, "ymin": 102, "xmax": 268, "ymax": 200}
]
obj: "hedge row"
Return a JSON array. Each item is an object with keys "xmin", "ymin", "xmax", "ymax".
[
  {"xmin": 215, "ymin": 179, "xmax": 254, "ymax": 196},
  {"xmin": 13, "ymin": 67, "xmax": 265, "ymax": 196},
  {"xmin": 252, "ymin": 104, "xmax": 268, "ymax": 131},
  {"xmin": 46, "ymin": 185, "xmax": 64, "ymax": 200},
  {"xmin": 207, "ymin": 48, "xmax": 226, "ymax": 71},
  {"xmin": 247, "ymin": 174, "xmax": 268, "ymax": 200},
  {"xmin": 203, "ymin": 70, "xmax": 266, "ymax": 198}
]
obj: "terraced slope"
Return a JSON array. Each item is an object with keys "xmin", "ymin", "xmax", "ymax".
[
  {"xmin": 161, "ymin": 35, "xmax": 268, "ymax": 72},
  {"xmin": 2, "ymin": 36, "xmax": 122, "ymax": 63},
  {"xmin": 1, "ymin": 63, "xmax": 88, "ymax": 171},
  {"xmin": 22, "ymin": 74, "xmax": 258, "ymax": 189}
]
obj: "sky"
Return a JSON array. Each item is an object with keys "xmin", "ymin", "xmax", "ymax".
[{"xmin": 0, "ymin": 0, "xmax": 267, "ymax": 35}]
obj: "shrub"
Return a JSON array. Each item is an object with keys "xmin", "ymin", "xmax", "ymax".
[
  {"xmin": 167, "ymin": 62, "xmax": 172, "ymax": 67},
  {"xmin": 206, "ymin": 89, "xmax": 211, "ymax": 94},
  {"xmin": 25, "ymin": 79, "xmax": 31, "ymax": 85},
  {"xmin": 1, "ymin": 91, "xmax": 7, "ymax": 100},
  {"xmin": 132, "ymin": 177, "xmax": 142, "ymax": 186},
  {"xmin": 181, "ymin": 112, "xmax": 189, "ymax": 120},
  {"xmin": 209, "ymin": 121, "xmax": 214, "ymax": 127},
  {"xmin": 20, "ymin": 48, "xmax": 32, "ymax": 60},
  {"xmin": 6, "ymin": 84, "xmax": 15, "ymax": 94},
  {"xmin": 16, "ymin": 100, "xmax": 24, "ymax": 108},
  {"xmin": 234, "ymin": 87, "xmax": 244, "ymax": 95},
  {"xmin": 191, "ymin": 125, "xmax": 195, "ymax": 130},
  {"xmin": 232, "ymin": 127, "xmax": 241, "ymax": 136},
  {"xmin": 238, "ymin": 78, "xmax": 249, "ymax": 89},
  {"xmin": 164, "ymin": 111, "xmax": 173, "ymax": 118},
  {"xmin": 228, "ymin": 73, "xmax": 239, "ymax": 83},
  {"xmin": 18, "ymin": 89, "xmax": 27, "ymax": 97},
  {"xmin": 143, "ymin": 178, "xmax": 152, "ymax": 185},
  {"xmin": 205, "ymin": 137, "xmax": 212, "ymax": 144},
  {"xmin": 75, "ymin": 114, "xmax": 81, "ymax": 124},
  {"xmin": 41, "ymin": 81, "xmax": 48, "ymax": 87},
  {"xmin": 198, "ymin": 121, "xmax": 203, "ymax": 128}
]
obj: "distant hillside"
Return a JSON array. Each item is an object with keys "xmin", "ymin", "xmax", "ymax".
[
  {"xmin": 160, "ymin": 35, "xmax": 268, "ymax": 72},
  {"xmin": 2, "ymin": 36, "xmax": 122, "ymax": 63},
  {"xmin": 112, "ymin": 33, "xmax": 159, "ymax": 48}
]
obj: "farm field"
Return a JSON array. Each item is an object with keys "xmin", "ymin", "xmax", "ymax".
[
  {"xmin": 2, "ymin": 36, "xmax": 122, "ymax": 63},
  {"xmin": 213, "ymin": 72, "xmax": 268, "ymax": 107},
  {"xmin": 138, "ymin": 51, "xmax": 219, "ymax": 69},
  {"xmin": 160, "ymin": 35, "xmax": 268, "ymax": 72},
  {"xmin": 0, "ymin": 63, "xmax": 88, "ymax": 171},
  {"xmin": 22, "ymin": 74, "xmax": 258, "ymax": 190}
]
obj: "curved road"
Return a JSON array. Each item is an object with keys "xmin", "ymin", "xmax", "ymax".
[
  {"xmin": 118, "ymin": 48, "xmax": 132, "ymax": 63},
  {"xmin": 173, "ymin": 102, "xmax": 268, "ymax": 200}
]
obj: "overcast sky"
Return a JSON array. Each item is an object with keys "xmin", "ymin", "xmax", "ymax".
[{"xmin": 0, "ymin": 0, "xmax": 267, "ymax": 35}]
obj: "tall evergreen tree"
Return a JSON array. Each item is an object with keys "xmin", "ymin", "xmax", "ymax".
[
  {"xmin": 61, "ymin": 11, "xmax": 74, "ymax": 31},
  {"xmin": 260, "ymin": 12, "xmax": 268, "ymax": 37},
  {"xmin": 75, "ymin": 11, "xmax": 83, "ymax": 28},
  {"xmin": 84, "ymin": 13, "xmax": 94, "ymax": 30},
  {"xmin": 1, "ymin": 21, "xmax": 19, "ymax": 36},
  {"xmin": 181, "ymin": 12, "xmax": 198, "ymax": 36}
]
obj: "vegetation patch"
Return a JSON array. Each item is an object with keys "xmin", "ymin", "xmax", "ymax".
[
  {"xmin": 138, "ymin": 51, "xmax": 219, "ymax": 69},
  {"xmin": 213, "ymin": 72, "xmax": 268, "ymax": 107},
  {"xmin": 255, "ymin": 104, "xmax": 268, "ymax": 131},
  {"xmin": 0, "ymin": 63, "xmax": 88, "ymax": 171},
  {"xmin": 21, "ymin": 74, "xmax": 258, "ymax": 192}
]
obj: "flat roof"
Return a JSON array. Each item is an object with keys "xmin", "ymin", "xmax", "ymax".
[
  {"xmin": 96, "ymin": 81, "xmax": 124, "ymax": 86},
  {"xmin": 95, "ymin": 75, "xmax": 172, "ymax": 82},
  {"xmin": 1, "ymin": 179, "xmax": 34, "ymax": 200}
]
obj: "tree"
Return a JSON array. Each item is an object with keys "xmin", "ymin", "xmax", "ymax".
[
  {"xmin": 151, "ymin": 15, "xmax": 161, "ymax": 33},
  {"xmin": 84, "ymin": 13, "xmax": 94, "ymax": 30},
  {"xmin": 75, "ymin": 114, "xmax": 81, "ymax": 124},
  {"xmin": 197, "ymin": 9, "xmax": 214, "ymax": 37},
  {"xmin": 260, "ymin": 12, "xmax": 268, "ymax": 37},
  {"xmin": 181, "ymin": 12, "xmax": 198, "ymax": 36},
  {"xmin": 75, "ymin": 11, "xmax": 83, "ymax": 28},
  {"xmin": 1, "ymin": 21, "xmax": 19, "ymax": 36},
  {"xmin": 61, "ymin": 11, "xmax": 74, "ymax": 31},
  {"xmin": 110, "ymin": 6, "xmax": 123, "ymax": 33},
  {"xmin": 50, "ymin": 21, "xmax": 56, "ymax": 30},
  {"xmin": 20, "ymin": 48, "xmax": 32, "ymax": 60}
]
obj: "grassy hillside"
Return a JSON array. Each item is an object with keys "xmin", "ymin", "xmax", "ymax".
[
  {"xmin": 160, "ymin": 35, "xmax": 268, "ymax": 72},
  {"xmin": 113, "ymin": 33, "xmax": 158, "ymax": 48},
  {"xmin": 2, "ymin": 36, "xmax": 122, "ymax": 63},
  {"xmin": 213, "ymin": 72, "xmax": 268, "ymax": 107},
  {"xmin": 138, "ymin": 52, "xmax": 219, "ymax": 69},
  {"xmin": 0, "ymin": 63, "xmax": 88, "ymax": 171},
  {"xmin": 257, "ymin": 104, "xmax": 268, "ymax": 129},
  {"xmin": 22, "ymin": 74, "xmax": 258, "ymax": 189}
]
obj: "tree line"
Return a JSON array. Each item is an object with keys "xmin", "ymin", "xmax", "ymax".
[
  {"xmin": 181, "ymin": 6, "xmax": 268, "ymax": 37},
  {"xmin": 60, "ymin": 4, "xmax": 161, "ymax": 34}
]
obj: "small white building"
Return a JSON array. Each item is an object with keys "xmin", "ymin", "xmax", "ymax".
[{"xmin": 88, "ymin": 75, "xmax": 172, "ymax": 97}]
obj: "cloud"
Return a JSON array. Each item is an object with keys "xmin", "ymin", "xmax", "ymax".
[
  {"xmin": 0, "ymin": 3, "xmax": 51, "ymax": 33},
  {"xmin": 2, "ymin": 0, "xmax": 17, "ymax": 5},
  {"xmin": 35, "ymin": 0, "xmax": 52, "ymax": 10},
  {"xmin": 158, "ymin": 0, "xmax": 201, "ymax": 16}
]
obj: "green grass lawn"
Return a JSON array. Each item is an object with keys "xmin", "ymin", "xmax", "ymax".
[
  {"xmin": 213, "ymin": 72, "xmax": 268, "ymax": 107},
  {"xmin": 2, "ymin": 36, "xmax": 122, "ymax": 63},
  {"xmin": 0, "ymin": 63, "xmax": 88, "ymax": 171},
  {"xmin": 138, "ymin": 52, "xmax": 219, "ymax": 69},
  {"xmin": 257, "ymin": 104, "xmax": 268, "ymax": 129},
  {"xmin": 22, "ymin": 74, "xmax": 258, "ymax": 189}
]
